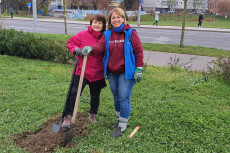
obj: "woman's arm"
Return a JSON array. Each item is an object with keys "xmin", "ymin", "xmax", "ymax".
[
  {"xmin": 91, "ymin": 34, "xmax": 106, "ymax": 55},
  {"xmin": 131, "ymin": 30, "xmax": 144, "ymax": 67},
  {"xmin": 67, "ymin": 34, "xmax": 81, "ymax": 54}
]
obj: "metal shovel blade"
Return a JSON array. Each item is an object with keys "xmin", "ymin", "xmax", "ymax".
[
  {"xmin": 50, "ymin": 122, "xmax": 62, "ymax": 134},
  {"xmin": 63, "ymin": 124, "xmax": 75, "ymax": 147}
]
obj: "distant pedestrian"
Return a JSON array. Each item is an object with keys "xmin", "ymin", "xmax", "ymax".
[
  {"xmin": 153, "ymin": 13, "xmax": 159, "ymax": 26},
  {"xmin": 198, "ymin": 13, "xmax": 204, "ymax": 27},
  {"xmin": 9, "ymin": 7, "xmax": 14, "ymax": 18}
]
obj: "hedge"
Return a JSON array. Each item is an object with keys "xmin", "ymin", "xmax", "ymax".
[{"xmin": 0, "ymin": 29, "xmax": 74, "ymax": 64}]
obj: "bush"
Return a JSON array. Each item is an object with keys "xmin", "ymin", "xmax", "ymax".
[
  {"xmin": 208, "ymin": 58, "xmax": 230, "ymax": 85},
  {"xmin": 0, "ymin": 29, "xmax": 74, "ymax": 63}
]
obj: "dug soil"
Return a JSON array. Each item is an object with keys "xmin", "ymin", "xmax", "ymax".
[{"xmin": 12, "ymin": 111, "xmax": 90, "ymax": 153}]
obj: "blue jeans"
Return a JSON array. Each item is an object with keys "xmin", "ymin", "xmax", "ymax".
[{"xmin": 108, "ymin": 72, "xmax": 136, "ymax": 119}]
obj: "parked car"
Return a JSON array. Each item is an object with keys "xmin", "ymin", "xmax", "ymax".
[
  {"xmin": 169, "ymin": 10, "xmax": 175, "ymax": 14},
  {"xmin": 195, "ymin": 10, "xmax": 201, "ymax": 14}
]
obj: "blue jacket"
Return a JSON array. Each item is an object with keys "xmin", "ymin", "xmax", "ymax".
[{"xmin": 104, "ymin": 28, "xmax": 136, "ymax": 80}]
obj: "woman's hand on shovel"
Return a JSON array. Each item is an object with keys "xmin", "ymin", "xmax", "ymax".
[{"xmin": 82, "ymin": 46, "xmax": 92, "ymax": 55}]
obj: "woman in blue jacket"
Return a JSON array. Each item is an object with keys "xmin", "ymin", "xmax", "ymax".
[{"xmin": 82, "ymin": 8, "xmax": 144, "ymax": 138}]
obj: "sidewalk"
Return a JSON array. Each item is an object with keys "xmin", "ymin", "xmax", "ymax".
[
  {"xmin": 4, "ymin": 17, "xmax": 227, "ymax": 72},
  {"xmin": 143, "ymin": 51, "xmax": 217, "ymax": 71}
]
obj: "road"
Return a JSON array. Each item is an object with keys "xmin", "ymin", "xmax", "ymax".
[{"xmin": 1, "ymin": 19, "xmax": 230, "ymax": 50}]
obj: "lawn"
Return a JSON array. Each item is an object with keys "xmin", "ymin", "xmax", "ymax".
[
  {"xmin": 129, "ymin": 14, "xmax": 230, "ymax": 29},
  {"xmin": 1, "ymin": 55, "xmax": 230, "ymax": 152}
]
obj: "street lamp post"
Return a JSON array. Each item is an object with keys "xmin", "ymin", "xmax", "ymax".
[
  {"xmin": 138, "ymin": 0, "xmax": 143, "ymax": 26},
  {"xmin": 33, "ymin": 0, "xmax": 37, "ymax": 33}
]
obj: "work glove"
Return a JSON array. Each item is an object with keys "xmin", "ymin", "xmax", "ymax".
[
  {"xmin": 134, "ymin": 67, "xmax": 143, "ymax": 82},
  {"xmin": 82, "ymin": 46, "xmax": 92, "ymax": 56},
  {"xmin": 73, "ymin": 48, "xmax": 83, "ymax": 55}
]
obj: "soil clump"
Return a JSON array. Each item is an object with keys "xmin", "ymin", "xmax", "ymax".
[{"xmin": 12, "ymin": 111, "xmax": 89, "ymax": 153}]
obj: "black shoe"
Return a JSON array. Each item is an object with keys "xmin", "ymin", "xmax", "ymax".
[
  {"xmin": 110, "ymin": 121, "xmax": 119, "ymax": 130},
  {"xmin": 111, "ymin": 127, "xmax": 122, "ymax": 138}
]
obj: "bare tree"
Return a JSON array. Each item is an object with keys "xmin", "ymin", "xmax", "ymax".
[
  {"xmin": 217, "ymin": 0, "xmax": 230, "ymax": 16},
  {"xmin": 193, "ymin": 0, "xmax": 202, "ymax": 12},
  {"xmin": 82, "ymin": 0, "xmax": 98, "ymax": 10},
  {"xmin": 119, "ymin": 2, "xmax": 126, "ymax": 11},
  {"xmin": 131, "ymin": 1, "xmax": 139, "ymax": 11},
  {"xmin": 180, "ymin": 0, "xmax": 188, "ymax": 47},
  {"xmin": 66, "ymin": 0, "xmax": 81, "ymax": 9},
  {"xmin": 124, "ymin": 0, "xmax": 138, "ymax": 10},
  {"xmin": 168, "ymin": 0, "xmax": 177, "ymax": 11},
  {"xmin": 36, "ymin": 0, "xmax": 52, "ymax": 15},
  {"xmin": 207, "ymin": 0, "xmax": 219, "ymax": 14},
  {"xmin": 1, "ymin": 0, "xmax": 28, "ymax": 14},
  {"xmin": 97, "ymin": 0, "xmax": 110, "ymax": 11}
]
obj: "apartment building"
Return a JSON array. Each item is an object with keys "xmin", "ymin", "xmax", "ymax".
[{"xmin": 142, "ymin": 0, "xmax": 208, "ymax": 13}]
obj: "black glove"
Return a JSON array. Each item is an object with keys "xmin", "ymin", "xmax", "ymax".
[{"xmin": 73, "ymin": 48, "xmax": 83, "ymax": 55}]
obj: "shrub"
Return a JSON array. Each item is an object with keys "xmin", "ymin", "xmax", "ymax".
[
  {"xmin": 0, "ymin": 29, "xmax": 74, "ymax": 64},
  {"xmin": 208, "ymin": 58, "xmax": 230, "ymax": 85}
]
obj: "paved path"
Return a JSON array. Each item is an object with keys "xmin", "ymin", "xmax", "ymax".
[{"xmin": 143, "ymin": 51, "xmax": 217, "ymax": 71}]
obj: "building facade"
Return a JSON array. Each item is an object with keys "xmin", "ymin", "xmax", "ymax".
[
  {"xmin": 49, "ymin": 0, "xmax": 62, "ymax": 9},
  {"xmin": 142, "ymin": 0, "xmax": 208, "ymax": 13}
]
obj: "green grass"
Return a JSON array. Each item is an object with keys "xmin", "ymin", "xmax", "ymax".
[
  {"xmin": 142, "ymin": 43, "xmax": 230, "ymax": 58},
  {"xmin": 33, "ymin": 33, "xmax": 230, "ymax": 58},
  {"xmin": 129, "ymin": 14, "xmax": 230, "ymax": 29},
  {"xmin": 1, "ymin": 55, "xmax": 230, "ymax": 152}
]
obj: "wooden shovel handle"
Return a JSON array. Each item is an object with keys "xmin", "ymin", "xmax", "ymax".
[{"xmin": 71, "ymin": 56, "xmax": 87, "ymax": 123}]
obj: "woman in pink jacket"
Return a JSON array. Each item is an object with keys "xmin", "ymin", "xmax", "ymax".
[{"xmin": 61, "ymin": 14, "xmax": 107, "ymax": 127}]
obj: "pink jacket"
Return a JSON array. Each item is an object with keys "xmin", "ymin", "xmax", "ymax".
[{"xmin": 67, "ymin": 26, "xmax": 104, "ymax": 82}]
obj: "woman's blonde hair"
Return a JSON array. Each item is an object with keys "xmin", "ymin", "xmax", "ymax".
[{"xmin": 107, "ymin": 8, "xmax": 127, "ymax": 30}]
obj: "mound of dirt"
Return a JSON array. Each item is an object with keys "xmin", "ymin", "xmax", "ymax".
[{"xmin": 12, "ymin": 111, "xmax": 90, "ymax": 153}]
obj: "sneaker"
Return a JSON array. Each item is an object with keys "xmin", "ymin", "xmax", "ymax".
[
  {"xmin": 111, "ymin": 127, "xmax": 122, "ymax": 138},
  {"xmin": 110, "ymin": 120, "xmax": 119, "ymax": 130},
  {"xmin": 61, "ymin": 115, "xmax": 72, "ymax": 128},
  {"xmin": 89, "ymin": 114, "xmax": 96, "ymax": 123}
]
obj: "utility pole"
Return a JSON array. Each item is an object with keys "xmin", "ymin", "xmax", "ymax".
[
  {"xmin": 138, "ymin": 0, "xmax": 143, "ymax": 26},
  {"xmin": 33, "ymin": 0, "xmax": 37, "ymax": 33}
]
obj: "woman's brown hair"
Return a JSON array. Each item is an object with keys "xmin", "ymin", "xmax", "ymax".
[
  {"xmin": 90, "ymin": 14, "xmax": 107, "ymax": 32},
  {"xmin": 107, "ymin": 8, "xmax": 127, "ymax": 30}
]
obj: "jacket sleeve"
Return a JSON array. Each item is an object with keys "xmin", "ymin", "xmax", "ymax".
[
  {"xmin": 67, "ymin": 34, "xmax": 81, "ymax": 54},
  {"xmin": 91, "ymin": 34, "xmax": 106, "ymax": 55},
  {"xmin": 131, "ymin": 30, "xmax": 144, "ymax": 67}
]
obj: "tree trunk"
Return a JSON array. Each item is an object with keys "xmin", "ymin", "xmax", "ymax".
[
  {"xmin": 180, "ymin": 0, "xmax": 187, "ymax": 47},
  {"xmin": 63, "ymin": 0, "xmax": 67, "ymax": 36}
]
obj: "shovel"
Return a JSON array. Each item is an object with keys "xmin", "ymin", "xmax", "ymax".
[
  {"xmin": 51, "ymin": 58, "xmax": 79, "ymax": 134},
  {"xmin": 63, "ymin": 55, "xmax": 88, "ymax": 146}
]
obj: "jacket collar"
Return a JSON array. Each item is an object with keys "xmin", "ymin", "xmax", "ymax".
[{"xmin": 87, "ymin": 26, "xmax": 103, "ymax": 40}]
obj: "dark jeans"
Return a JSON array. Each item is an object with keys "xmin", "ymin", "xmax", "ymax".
[
  {"xmin": 62, "ymin": 75, "xmax": 106, "ymax": 117},
  {"xmin": 11, "ymin": 13, "xmax": 13, "ymax": 18},
  {"xmin": 198, "ymin": 20, "xmax": 202, "ymax": 27},
  {"xmin": 153, "ymin": 20, "xmax": 158, "ymax": 25}
]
